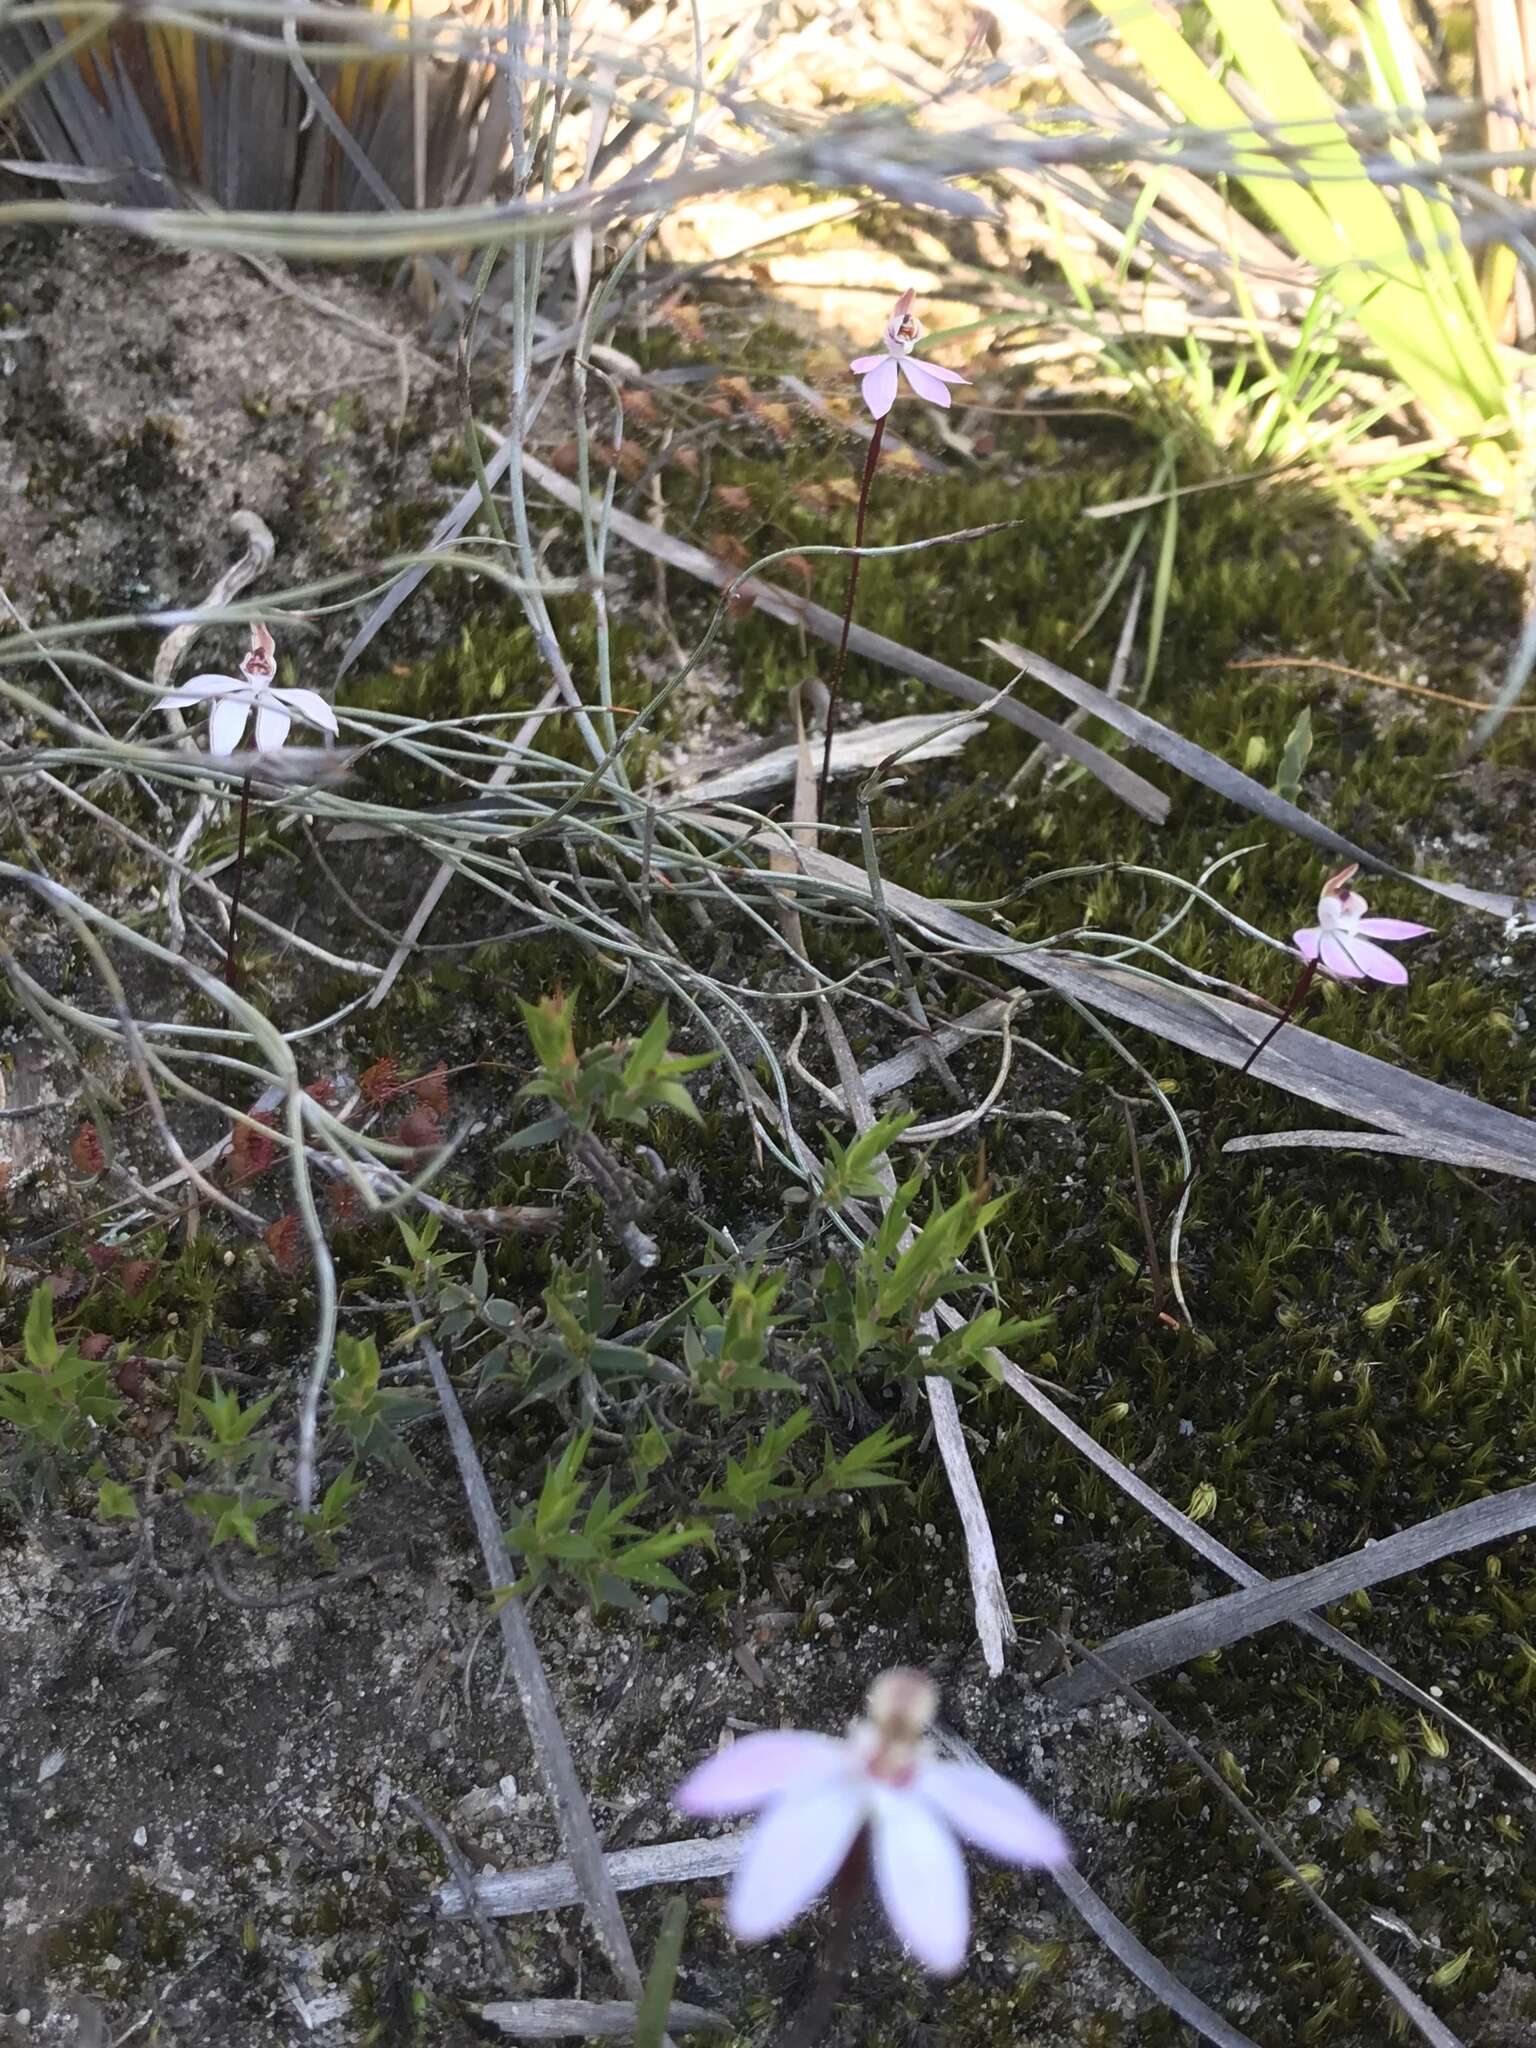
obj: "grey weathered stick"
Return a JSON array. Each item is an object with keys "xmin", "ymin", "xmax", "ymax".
[
  {"xmin": 1223, "ymin": 1128, "xmax": 1525, "ymax": 1175},
  {"xmin": 668, "ymin": 712, "xmax": 983, "ymax": 808},
  {"xmin": 477, "ymin": 1999, "xmax": 728, "ymax": 2040},
  {"xmin": 521, "ymin": 451, "xmax": 1169, "ymax": 823},
  {"xmin": 412, "ymin": 1308, "xmax": 645, "ymax": 1996},
  {"xmin": 1050, "ymin": 1480, "xmax": 1536, "ymax": 1705},
  {"xmin": 984, "ymin": 635, "xmax": 1534, "ymax": 922},
  {"xmin": 436, "ymin": 1833, "xmax": 748, "ymax": 1920}
]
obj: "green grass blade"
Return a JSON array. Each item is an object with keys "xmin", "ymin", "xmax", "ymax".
[{"xmin": 635, "ymin": 1893, "xmax": 689, "ymax": 2048}]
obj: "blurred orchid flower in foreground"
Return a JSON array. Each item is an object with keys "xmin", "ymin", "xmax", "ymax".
[
  {"xmin": 674, "ymin": 1666, "xmax": 1069, "ymax": 1976},
  {"xmin": 1293, "ymin": 863, "xmax": 1431, "ymax": 985},
  {"xmin": 850, "ymin": 289, "xmax": 969, "ymax": 421},
  {"xmin": 158, "ymin": 623, "xmax": 339, "ymax": 757}
]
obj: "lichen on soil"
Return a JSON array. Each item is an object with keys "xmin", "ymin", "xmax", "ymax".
[{"xmin": 3, "ymin": 230, "xmax": 1536, "ymax": 2047}]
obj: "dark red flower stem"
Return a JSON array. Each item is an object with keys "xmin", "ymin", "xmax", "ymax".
[
  {"xmin": 224, "ymin": 774, "xmax": 252, "ymax": 991},
  {"xmin": 1236, "ymin": 955, "xmax": 1319, "ymax": 1076},
  {"xmin": 818, "ymin": 415, "xmax": 887, "ymax": 816},
  {"xmin": 776, "ymin": 1832, "xmax": 871, "ymax": 2048}
]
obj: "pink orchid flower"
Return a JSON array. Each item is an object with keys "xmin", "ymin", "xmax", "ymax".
[
  {"xmin": 1293, "ymin": 864, "xmax": 1431, "ymax": 985},
  {"xmin": 850, "ymin": 289, "xmax": 969, "ymax": 421},
  {"xmin": 674, "ymin": 1667, "xmax": 1069, "ymax": 1977},
  {"xmin": 157, "ymin": 623, "xmax": 339, "ymax": 757}
]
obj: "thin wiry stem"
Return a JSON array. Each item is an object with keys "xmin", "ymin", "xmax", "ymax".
[
  {"xmin": 818, "ymin": 415, "xmax": 886, "ymax": 814},
  {"xmin": 224, "ymin": 776, "xmax": 253, "ymax": 990}
]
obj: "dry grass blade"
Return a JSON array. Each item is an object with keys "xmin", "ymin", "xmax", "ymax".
[
  {"xmin": 934, "ymin": 1723, "xmax": 1258, "ymax": 2044},
  {"xmin": 1467, "ymin": 571, "xmax": 1536, "ymax": 753},
  {"xmin": 1222, "ymin": 1128, "xmax": 1536, "ymax": 1175},
  {"xmin": 983, "ymin": 638, "xmax": 1533, "ymax": 921},
  {"xmin": 436, "ymin": 1835, "xmax": 746, "ymax": 1922},
  {"xmin": 412, "ymin": 1308, "xmax": 647, "ymax": 2002},
  {"xmin": 669, "ymin": 713, "xmax": 984, "ymax": 807},
  {"xmin": 521, "ymin": 452, "xmax": 1170, "ymax": 822},
  {"xmin": 1050, "ymin": 1480, "xmax": 1536, "ymax": 1706},
  {"xmin": 477, "ymin": 1999, "xmax": 727, "ymax": 2040},
  {"xmin": 1048, "ymin": 1861, "xmax": 1259, "ymax": 2048}
]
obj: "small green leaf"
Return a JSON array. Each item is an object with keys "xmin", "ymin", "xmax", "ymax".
[
  {"xmin": 1187, "ymin": 1481, "xmax": 1218, "ymax": 1524},
  {"xmin": 1361, "ymin": 1296, "xmax": 1400, "ymax": 1330},
  {"xmin": 1274, "ymin": 705, "xmax": 1313, "ymax": 802},
  {"xmin": 1429, "ymin": 1948, "xmax": 1473, "ymax": 1991},
  {"xmin": 23, "ymin": 1284, "xmax": 58, "ymax": 1371},
  {"xmin": 97, "ymin": 1480, "xmax": 139, "ymax": 1521},
  {"xmin": 635, "ymin": 1895, "xmax": 688, "ymax": 2048}
]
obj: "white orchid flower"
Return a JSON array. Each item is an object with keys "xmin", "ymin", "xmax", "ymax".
[
  {"xmin": 850, "ymin": 288, "xmax": 970, "ymax": 421},
  {"xmin": 1293, "ymin": 863, "xmax": 1432, "ymax": 985},
  {"xmin": 158, "ymin": 623, "xmax": 339, "ymax": 757},
  {"xmin": 674, "ymin": 1667, "xmax": 1070, "ymax": 1977}
]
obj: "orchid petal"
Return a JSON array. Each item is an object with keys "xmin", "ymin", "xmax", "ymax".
[
  {"xmin": 907, "ymin": 360, "xmax": 968, "ymax": 385},
  {"xmin": 676, "ymin": 1733, "xmax": 848, "ymax": 1818},
  {"xmin": 1353, "ymin": 918, "xmax": 1431, "ymax": 941},
  {"xmin": 900, "ymin": 358, "xmax": 955, "ymax": 408},
  {"xmin": 849, "ymin": 354, "xmax": 887, "ymax": 373},
  {"xmin": 869, "ymin": 1784, "xmax": 969, "ymax": 1975},
  {"xmin": 1293, "ymin": 927, "xmax": 1323, "ymax": 963},
  {"xmin": 254, "ymin": 702, "xmax": 292, "ymax": 752},
  {"xmin": 916, "ymin": 1762, "xmax": 1070, "ymax": 1870},
  {"xmin": 1341, "ymin": 935, "xmax": 1410, "ymax": 985},
  {"xmin": 158, "ymin": 672, "xmax": 242, "ymax": 706},
  {"xmin": 1318, "ymin": 932, "xmax": 1364, "ymax": 979},
  {"xmin": 726, "ymin": 1778, "xmax": 867, "ymax": 1941},
  {"xmin": 276, "ymin": 687, "xmax": 339, "ymax": 736},
  {"xmin": 208, "ymin": 697, "xmax": 251, "ymax": 756},
  {"xmin": 859, "ymin": 357, "xmax": 899, "ymax": 420}
]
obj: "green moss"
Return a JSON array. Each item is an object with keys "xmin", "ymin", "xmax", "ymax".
[{"xmin": 42, "ymin": 1878, "xmax": 200, "ymax": 1997}]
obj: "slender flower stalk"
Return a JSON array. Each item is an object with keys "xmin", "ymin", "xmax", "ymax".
[
  {"xmin": 819, "ymin": 291, "xmax": 969, "ymax": 813},
  {"xmin": 819, "ymin": 414, "xmax": 887, "ymax": 814},
  {"xmin": 223, "ymin": 776, "xmax": 255, "ymax": 990}
]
